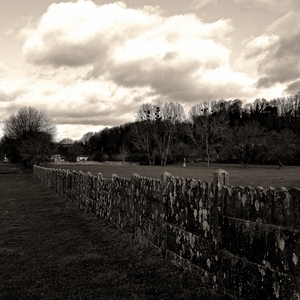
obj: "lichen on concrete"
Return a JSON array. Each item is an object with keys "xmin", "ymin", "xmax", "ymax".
[{"xmin": 33, "ymin": 165, "xmax": 300, "ymax": 300}]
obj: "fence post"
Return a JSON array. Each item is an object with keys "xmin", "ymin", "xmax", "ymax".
[
  {"xmin": 212, "ymin": 169, "xmax": 229, "ymax": 292},
  {"xmin": 131, "ymin": 173, "xmax": 141, "ymax": 243},
  {"xmin": 160, "ymin": 172, "xmax": 172, "ymax": 257},
  {"xmin": 213, "ymin": 169, "xmax": 229, "ymax": 187},
  {"xmin": 212, "ymin": 169, "xmax": 229, "ymax": 246},
  {"xmin": 110, "ymin": 174, "xmax": 118, "ymax": 223}
]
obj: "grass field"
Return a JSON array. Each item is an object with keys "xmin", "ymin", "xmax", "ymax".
[
  {"xmin": 0, "ymin": 164, "xmax": 219, "ymax": 299},
  {"xmin": 51, "ymin": 162, "xmax": 300, "ymax": 189}
]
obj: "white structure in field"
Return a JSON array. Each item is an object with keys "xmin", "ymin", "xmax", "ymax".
[{"xmin": 76, "ymin": 156, "xmax": 88, "ymax": 162}]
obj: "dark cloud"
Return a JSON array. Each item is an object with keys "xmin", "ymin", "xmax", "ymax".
[
  {"xmin": 25, "ymin": 35, "xmax": 107, "ymax": 67},
  {"xmin": 256, "ymin": 57, "xmax": 300, "ymax": 89},
  {"xmin": 0, "ymin": 91, "xmax": 17, "ymax": 102},
  {"xmin": 0, "ymin": 89, "xmax": 24, "ymax": 104},
  {"xmin": 53, "ymin": 106, "xmax": 133, "ymax": 126},
  {"xmin": 256, "ymin": 58, "xmax": 300, "ymax": 88},
  {"xmin": 245, "ymin": 12, "xmax": 300, "ymax": 89},
  {"xmin": 274, "ymin": 34, "xmax": 300, "ymax": 59},
  {"xmin": 284, "ymin": 80, "xmax": 300, "ymax": 94}
]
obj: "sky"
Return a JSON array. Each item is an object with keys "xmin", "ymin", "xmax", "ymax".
[{"xmin": 0, "ymin": 0, "xmax": 300, "ymax": 140}]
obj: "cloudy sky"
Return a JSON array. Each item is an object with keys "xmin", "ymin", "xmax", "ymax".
[{"xmin": 1, "ymin": 0, "xmax": 300, "ymax": 140}]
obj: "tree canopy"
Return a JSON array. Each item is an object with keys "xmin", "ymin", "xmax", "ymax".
[
  {"xmin": 1, "ymin": 106, "xmax": 57, "ymax": 171},
  {"xmin": 70, "ymin": 94, "xmax": 300, "ymax": 168},
  {"xmin": 3, "ymin": 93, "xmax": 300, "ymax": 169}
]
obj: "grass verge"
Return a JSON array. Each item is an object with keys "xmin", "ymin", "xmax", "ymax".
[
  {"xmin": 0, "ymin": 164, "xmax": 219, "ymax": 300},
  {"xmin": 51, "ymin": 162, "xmax": 300, "ymax": 188}
]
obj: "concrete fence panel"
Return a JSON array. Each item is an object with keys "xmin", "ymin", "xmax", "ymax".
[{"xmin": 33, "ymin": 165, "xmax": 300, "ymax": 300}]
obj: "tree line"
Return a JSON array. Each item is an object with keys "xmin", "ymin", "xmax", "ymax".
[
  {"xmin": 1, "ymin": 92, "xmax": 300, "ymax": 171},
  {"xmin": 55, "ymin": 92, "xmax": 300, "ymax": 168}
]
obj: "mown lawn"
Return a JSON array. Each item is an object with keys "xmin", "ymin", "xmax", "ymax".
[
  {"xmin": 52, "ymin": 162, "xmax": 300, "ymax": 189},
  {"xmin": 0, "ymin": 164, "xmax": 219, "ymax": 300}
]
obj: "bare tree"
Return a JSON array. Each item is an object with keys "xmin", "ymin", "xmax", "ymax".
[
  {"xmin": 3, "ymin": 107, "xmax": 56, "ymax": 140},
  {"xmin": 135, "ymin": 102, "xmax": 162, "ymax": 122},
  {"xmin": 154, "ymin": 102, "xmax": 186, "ymax": 166},
  {"xmin": 187, "ymin": 102, "xmax": 229, "ymax": 167},
  {"xmin": 131, "ymin": 120, "xmax": 157, "ymax": 166},
  {"xmin": 160, "ymin": 102, "xmax": 186, "ymax": 122},
  {"xmin": 132, "ymin": 102, "xmax": 162, "ymax": 166},
  {"xmin": 131, "ymin": 102, "xmax": 186, "ymax": 166},
  {"xmin": 188, "ymin": 102, "xmax": 211, "ymax": 119},
  {"xmin": 60, "ymin": 138, "xmax": 74, "ymax": 147},
  {"xmin": 264, "ymin": 129, "xmax": 299, "ymax": 168},
  {"xmin": 119, "ymin": 143, "xmax": 129, "ymax": 162},
  {"xmin": 225, "ymin": 121, "xmax": 265, "ymax": 167},
  {"xmin": 81, "ymin": 132, "xmax": 95, "ymax": 146},
  {"xmin": 2, "ymin": 106, "xmax": 57, "ymax": 171}
]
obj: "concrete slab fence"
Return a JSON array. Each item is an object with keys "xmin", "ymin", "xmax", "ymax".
[{"xmin": 33, "ymin": 165, "xmax": 300, "ymax": 300}]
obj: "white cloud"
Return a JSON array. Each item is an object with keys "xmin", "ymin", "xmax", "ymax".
[
  {"xmin": 22, "ymin": 1, "xmax": 252, "ymax": 103},
  {"xmin": 0, "ymin": 0, "xmax": 270, "ymax": 139},
  {"xmin": 0, "ymin": 64, "xmax": 154, "ymax": 138},
  {"xmin": 23, "ymin": 1, "xmax": 160, "ymax": 67},
  {"xmin": 56, "ymin": 124, "xmax": 104, "ymax": 141}
]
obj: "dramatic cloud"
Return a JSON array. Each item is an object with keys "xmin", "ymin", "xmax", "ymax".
[
  {"xmin": 2, "ymin": 0, "xmax": 299, "ymax": 139},
  {"xmin": 23, "ymin": 1, "xmax": 160, "ymax": 67},
  {"xmin": 22, "ymin": 0, "xmax": 254, "ymax": 106},
  {"xmin": 0, "ymin": 73, "xmax": 140, "ymax": 124},
  {"xmin": 285, "ymin": 81, "xmax": 300, "ymax": 94},
  {"xmin": 5, "ymin": 0, "xmax": 290, "ymax": 139},
  {"xmin": 239, "ymin": 11, "xmax": 300, "ymax": 93}
]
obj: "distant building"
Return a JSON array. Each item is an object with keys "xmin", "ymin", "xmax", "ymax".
[
  {"xmin": 76, "ymin": 156, "xmax": 89, "ymax": 162},
  {"xmin": 51, "ymin": 154, "xmax": 65, "ymax": 162}
]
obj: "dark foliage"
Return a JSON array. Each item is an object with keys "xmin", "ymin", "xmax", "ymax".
[
  {"xmin": 26, "ymin": 91, "xmax": 300, "ymax": 167},
  {"xmin": 1, "ymin": 107, "xmax": 57, "ymax": 171}
]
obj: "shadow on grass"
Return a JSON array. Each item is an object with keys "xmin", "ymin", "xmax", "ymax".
[
  {"xmin": 0, "ymin": 168, "xmax": 220, "ymax": 300},
  {"xmin": 0, "ymin": 163, "xmax": 20, "ymax": 174}
]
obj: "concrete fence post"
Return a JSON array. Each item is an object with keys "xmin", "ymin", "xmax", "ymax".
[
  {"xmin": 213, "ymin": 169, "xmax": 229, "ymax": 187},
  {"xmin": 111, "ymin": 174, "xmax": 118, "ymax": 223},
  {"xmin": 131, "ymin": 173, "xmax": 141, "ymax": 242},
  {"xmin": 212, "ymin": 169, "xmax": 229, "ymax": 253},
  {"xmin": 160, "ymin": 172, "xmax": 172, "ymax": 256}
]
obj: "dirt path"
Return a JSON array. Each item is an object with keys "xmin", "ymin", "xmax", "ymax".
[{"xmin": 0, "ymin": 164, "xmax": 218, "ymax": 300}]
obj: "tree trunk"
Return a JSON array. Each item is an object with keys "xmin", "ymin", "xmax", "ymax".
[
  {"xmin": 147, "ymin": 152, "xmax": 152, "ymax": 166},
  {"xmin": 163, "ymin": 125, "xmax": 173, "ymax": 167},
  {"xmin": 206, "ymin": 132, "xmax": 210, "ymax": 167}
]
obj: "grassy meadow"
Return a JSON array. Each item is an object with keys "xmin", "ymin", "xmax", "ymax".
[{"xmin": 51, "ymin": 163, "xmax": 300, "ymax": 189}]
